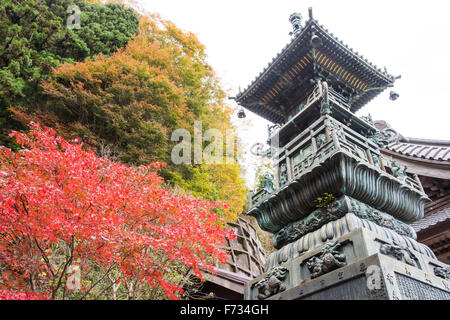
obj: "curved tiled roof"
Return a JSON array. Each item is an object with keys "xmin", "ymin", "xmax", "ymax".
[
  {"xmin": 386, "ymin": 142, "xmax": 450, "ymax": 162},
  {"xmin": 233, "ymin": 12, "xmax": 395, "ymax": 123},
  {"xmin": 411, "ymin": 206, "xmax": 450, "ymax": 232},
  {"xmin": 374, "ymin": 120, "xmax": 450, "ymax": 163},
  {"xmin": 235, "ymin": 18, "xmax": 394, "ymax": 101}
]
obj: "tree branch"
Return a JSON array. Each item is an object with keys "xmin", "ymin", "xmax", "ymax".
[
  {"xmin": 79, "ymin": 262, "xmax": 118, "ymax": 300},
  {"xmin": 33, "ymin": 238, "xmax": 55, "ymax": 278},
  {"xmin": 51, "ymin": 236, "xmax": 74, "ymax": 299}
]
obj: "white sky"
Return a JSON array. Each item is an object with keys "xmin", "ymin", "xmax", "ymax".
[{"xmin": 138, "ymin": 0, "xmax": 450, "ymax": 186}]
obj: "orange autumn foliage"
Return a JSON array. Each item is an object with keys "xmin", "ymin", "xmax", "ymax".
[{"xmin": 11, "ymin": 12, "xmax": 247, "ymax": 222}]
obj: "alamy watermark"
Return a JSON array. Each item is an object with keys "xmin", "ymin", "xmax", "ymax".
[
  {"xmin": 67, "ymin": 5, "xmax": 81, "ymax": 30},
  {"xmin": 171, "ymin": 121, "xmax": 235, "ymax": 165},
  {"xmin": 366, "ymin": 265, "xmax": 382, "ymax": 291},
  {"xmin": 66, "ymin": 264, "xmax": 81, "ymax": 291},
  {"xmin": 170, "ymin": 121, "xmax": 280, "ymax": 165}
]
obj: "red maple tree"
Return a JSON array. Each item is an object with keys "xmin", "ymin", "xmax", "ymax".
[
  {"xmin": 0, "ymin": 122, "xmax": 233, "ymax": 299},
  {"xmin": 0, "ymin": 290, "xmax": 49, "ymax": 300}
]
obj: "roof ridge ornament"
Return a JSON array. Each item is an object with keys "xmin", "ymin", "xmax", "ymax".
[
  {"xmin": 289, "ymin": 12, "xmax": 303, "ymax": 36},
  {"xmin": 308, "ymin": 7, "xmax": 313, "ymax": 20}
]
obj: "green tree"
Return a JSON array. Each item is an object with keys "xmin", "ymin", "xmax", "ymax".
[
  {"xmin": 12, "ymin": 13, "xmax": 247, "ymax": 221},
  {"xmin": 77, "ymin": 1, "xmax": 140, "ymax": 57},
  {"xmin": 0, "ymin": 0, "xmax": 139, "ymax": 144}
]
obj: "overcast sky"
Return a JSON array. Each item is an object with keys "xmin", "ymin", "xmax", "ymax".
[{"xmin": 138, "ymin": 0, "xmax": 450, "ymax": 186}]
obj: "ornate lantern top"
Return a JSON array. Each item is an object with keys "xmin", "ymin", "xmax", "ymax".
[{"xmin": 231, "ymin": 8, "xmax": 396, "ymax": 124}]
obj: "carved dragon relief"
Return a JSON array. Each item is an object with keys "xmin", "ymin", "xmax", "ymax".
[
  {"xmin": 279, "ymin": 163, "xmax": 288, "ymax": 187},
  {"xmin": 320, "ymin": 81, "xmax": 331, "ymax": 115},
  {"xmin": 305, "ymin": 241, "xmax": 346, "ymax": 279},
  {"xmin": 433, "ymin": 266, "xmax": 450, "ymax": 280},
  {"xmin": 254, "ymin": 266, "xmax": 289, "ymax": 300},
  {"xmin": 379, "ymin": 242, "xmax": 420, "ymax": 269},
  {"xmin": 325, "ymin": 119, "xmax": 346, "ymax": 141},
  {"xmin": 369, "ymin": 127, "xmax": 399, "ymax": 147},
  {"xmin": 387, "ymin": 158, "xmax": 408, "ymax": 182},
  {"xmin": 272, "ymin": 196, "xmax": 417, "ymax": 249}
]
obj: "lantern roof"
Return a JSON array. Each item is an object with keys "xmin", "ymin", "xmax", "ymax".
[{"xmin": 232, "ymin": 9, "xmax": 397, "ymax": 123}]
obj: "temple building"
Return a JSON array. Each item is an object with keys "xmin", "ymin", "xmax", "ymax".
[
  {"xmin": 232, "ymin": 8, "xmax": 450, "ymax": 300},
  {"xmin": 183, "ymin": 218, "xmax": 266, "ymax": 300},
  {"xmin": 374, "ymin": 120, "xmax": 450, "ymax": 264}
]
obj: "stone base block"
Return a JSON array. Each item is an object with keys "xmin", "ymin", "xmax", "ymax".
[{"xmin": 244, "ymin": 228, "xmax": 450, "ymax": 300}]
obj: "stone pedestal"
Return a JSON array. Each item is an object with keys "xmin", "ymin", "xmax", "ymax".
[{"xmin": 244, "ymin": 227, "xmax": 450, "ymax": 300}]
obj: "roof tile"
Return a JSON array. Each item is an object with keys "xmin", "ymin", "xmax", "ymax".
[
  {"xmin": 411, "ymin": 206, "xmax": 450, "ymax": 232},
  {"xmin": 386, "ymin": 142, "xmax": 450, "ymax": 162}
]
